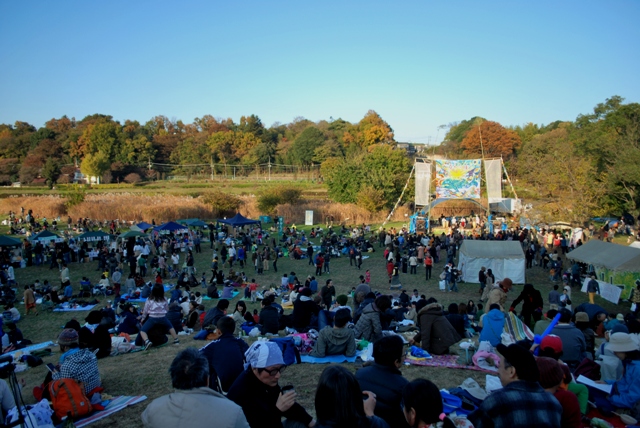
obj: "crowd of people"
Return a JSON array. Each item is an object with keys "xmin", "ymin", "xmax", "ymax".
[{"xmin": 0, "ymin": 207, "xmax": 639, "ymax": 428}]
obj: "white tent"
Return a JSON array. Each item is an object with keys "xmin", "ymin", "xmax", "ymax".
[
  {"xmin": 629, "ymin": 241, "xmax": 640, "ymax": 249},
  {"xmin": 457, "ymin": 240, "xmax": 526, "ymax": 284}
]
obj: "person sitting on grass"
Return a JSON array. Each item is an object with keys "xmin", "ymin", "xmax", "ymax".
[
  {"xmin": 402, "ymin": 379, "xmax": 473, "ymax": 428},
  {"xmin": 310, "ymin": 308, "xmax": 356, "ymax": 358},
  {"xmin": 227, "ymin": 341, "xmax": 314, "ymax": 428},
  {"xmin": 356, "ymin": 335, "xmax": 409, "ymax": 428},
  {"xmin": 139, "ymin": 284, "xmax": 180, "ymax": 350},
  {"xmin": 40, "ymin": 328, "xmax": 101, "ymax": 399},
  {"xmin": 199, "ymin": 316, "xmax": 249, "ymax": 394},
  {"xmin": 202, "ymin": 299, "xmax": 229, "ymax": 331},
  {"xmin": 142, "ymin": 348, "xmax": 249, "ymax": 428},
  {"xmin": 315, "ymin": 365, "xmax": 389, "ymax": 428},
  {"xmin": 259, "ymin": 295, "xmax": 280, "ymax": 335},
  {"xmin": 412, "ymin": 300, "xmax": 461, "ymax": 356},
  {"xmin": 354, "ymin": 295, "xmax": 391, "ymax": 343},
  {"xmin": 116, "ymin": 302, "xmax": 140, "ymax": 335}
]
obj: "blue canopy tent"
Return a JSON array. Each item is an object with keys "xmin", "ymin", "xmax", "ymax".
[
  {"xmin": 217, "ymin": 213, "xmax": 261, "ymax": 228},
  {"xmin": 136, "ymin": 222, "xmax": 154, "ymax": 231},
  {"xmin": 153, "ymin": 221, "xmax": 189, "ymax": 234},
  {"xmin": 186, "ymin": 220, "xmax": 207, "ymax": 227}
]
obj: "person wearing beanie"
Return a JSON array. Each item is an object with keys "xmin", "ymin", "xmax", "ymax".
[
  {"xmin": 574, "ymin": 312, "xmax": 596, "ymax": 359},
  {"xmin": 536, "ymin": 357, "xmax": 582, "ymax": 428},
  {"xmin": 468, "ymin": 343, "xmax": 562, "ymax": 428},
  {"xmin": 227, "ymin": 341, "xmax": 314, "ymax": 428},
  {"xmin": 44, "ymin": 328, "xmax": 101, "ymax": 397}
]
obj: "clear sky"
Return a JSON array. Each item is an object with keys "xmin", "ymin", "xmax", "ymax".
[{"xmin": 1, "ymin": 1, "xmax": 638, "ymax": 144}]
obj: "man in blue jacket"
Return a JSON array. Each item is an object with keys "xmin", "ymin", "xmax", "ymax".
[{"xmin": 200, "ymin": 316, "xmax": 249, "ymax": 393}]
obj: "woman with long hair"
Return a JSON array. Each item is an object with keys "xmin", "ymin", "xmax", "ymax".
[
  {"xmin": 314, "ymin": 365, "xmax": 389, "ymax": 428},
  {"xmin": 139, "ymin": 284, "xmax": 180, "ymax": 349},
  {"xmin": 231, "ymin": 300, "xmax": 253, "ymax": 334},
  {"xmin": 401, "ymin": 379, "xmax": 473, "ymax": 428}
]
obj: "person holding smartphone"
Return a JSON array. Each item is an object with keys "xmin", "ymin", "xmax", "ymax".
[{"xmin": 227, "ymin": 341, "xmax": 315, "ymax": 428}]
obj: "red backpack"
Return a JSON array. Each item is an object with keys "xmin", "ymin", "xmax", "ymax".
[{"xmin": 49, "ymin": 379, "xmax": 92, "ymax": 420}]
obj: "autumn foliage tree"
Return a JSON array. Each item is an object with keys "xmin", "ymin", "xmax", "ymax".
[{"xmin": 460, "ymin": 121, "xmax": 521, "ymax": 158}]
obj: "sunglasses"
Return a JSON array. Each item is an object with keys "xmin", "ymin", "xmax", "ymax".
[{"xmin": 259, "ymin": 365, "xmax": 286, "ymax": 376}]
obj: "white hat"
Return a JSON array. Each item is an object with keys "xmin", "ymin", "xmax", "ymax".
[
  {"xmin": 607, "ymin": 333, "xmax": 639, "ymax": 353},
  {"xmin": 244, "ymin": 341, "xmax": 284, "ymax": 370}
]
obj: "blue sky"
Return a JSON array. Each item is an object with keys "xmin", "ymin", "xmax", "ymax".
[{"xmin": 1, "ymin": 1, "xmax": 638, "ymax": 144}]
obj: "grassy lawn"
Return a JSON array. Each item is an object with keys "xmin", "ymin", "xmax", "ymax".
[{"xmin": 8, "ymin": 225, "xmax": 631, "ymax": 428}]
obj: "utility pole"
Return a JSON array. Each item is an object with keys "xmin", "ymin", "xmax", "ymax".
[{"xmin": 268, "ymin": 157, "xmax": 271, "ymax": 181}]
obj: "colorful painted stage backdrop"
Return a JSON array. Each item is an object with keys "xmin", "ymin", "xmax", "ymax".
[{"xmin": 435, "ymin": 159, "xmax": 481, "ymax": 199}]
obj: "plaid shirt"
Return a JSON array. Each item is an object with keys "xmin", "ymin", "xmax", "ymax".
[
  {"xmin": 53, "ymin": 348, "xmax": 101, "ymax": 395},
  {"xmin": 468, "ymin": 380, "xmax": 562, "ymax": 428}
]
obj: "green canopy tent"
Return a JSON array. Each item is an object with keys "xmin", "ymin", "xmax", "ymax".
[
  {"xmin": 76, "ymin": 230, "xmax": 112, "ymax": 242},
  {"xmin": 118, "ymin": 230, "xmax": 146, "ymax": 240},
  {"xmin": 30, "ymin": 230, "xmax": 64, "ymax": 243},
  {"xmin": 0, "ymin": 236, "xmax": 22, "ymax": 247}
]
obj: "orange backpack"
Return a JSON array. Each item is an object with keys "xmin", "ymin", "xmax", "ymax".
[{"xmin": 49, "ymin": 379, "xmax": 92, "ymax": 420}]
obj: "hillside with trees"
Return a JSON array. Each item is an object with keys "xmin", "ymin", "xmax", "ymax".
[{"xmin": 0, "ymin": 97, "xmax": 638, "ymax": 220}]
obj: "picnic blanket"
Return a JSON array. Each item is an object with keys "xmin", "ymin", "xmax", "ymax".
[
  {"xmin": 203, "ymin": 291, "xmax": 240, "ymax": 300},
  {"xmin": 300, "ymin": 350, "xmax": 363, "ymax": 364},
  {"xmin": 406, "ymin": 354, "xmax": 493, "ymax": 373},
  {"xmin": 75, "ymin": 395, "xmax": 147, "ymax": 428},
  {"xmin": 504, "ymin": 312, "xmax": 534, "ymax": 342},
  {"xmin": 0, "ymin": 341, "xmax": 55, "ymax": 366},
  {"xmin": 53, "ymin": 304, "xmax": 97, "ymax": 312}
]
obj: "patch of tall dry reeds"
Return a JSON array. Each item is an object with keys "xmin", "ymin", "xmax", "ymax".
[
  {"xmin": 0, "ymin": 196, "xmax": 67, "ymax": 219},
  {"xmin": 0, "ymin": 193, "xmax": 416, "ymax": 225}
]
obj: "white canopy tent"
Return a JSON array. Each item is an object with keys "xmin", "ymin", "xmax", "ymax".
[{"xmin": 457, "ymin": 240, "xmax": 526, "ymax": 284}]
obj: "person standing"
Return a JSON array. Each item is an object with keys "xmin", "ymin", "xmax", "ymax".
[
  {"xmin": 424, "ymin": 254, "xmax": 432, "ymax": 280},
  {"xmin": 586, "ymin": 275, "xmax": 600, "ymax": 304},
  {"xmin": 23, "ymin": 285, "xmax": 38, "ymax": 316},
  {"xmin": 478, "ymin": 266, "xmax": 487, "ymax": 295}
]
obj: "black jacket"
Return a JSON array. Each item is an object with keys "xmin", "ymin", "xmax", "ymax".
[
  {"xmin": 259, "ymin": 305, "xmax": 280, "ymax": 334},
  {"xmin": 292, "ymin": 298, "xmax": 320, "ymax": 331},
  {"xmin": 227, "ymin": 368, "xmax": 313, "ymax": 428},
  {"xmin": 356, "ymin": 363, "xmax": 410, "ymax": 428},
  {"xmin": 202, "ymin": 307, "xmax": 225, "ymax": 330}
]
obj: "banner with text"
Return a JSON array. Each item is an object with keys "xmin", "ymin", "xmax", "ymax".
[
  {"xmin": 435, "ymin": 159, "xmax": 481, "ymax": 199},
  {"xmin": 581, "ymin": 278, "xmax": 623, "ymax": 304},
  {"xmin": 415, "ymin": 161, "xmax": 432, "ymax": 206}
]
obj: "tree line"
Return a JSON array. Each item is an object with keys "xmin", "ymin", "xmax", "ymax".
[{"xmin": 0, "ymin": 96, "xmax": 638, "ymax": 219}]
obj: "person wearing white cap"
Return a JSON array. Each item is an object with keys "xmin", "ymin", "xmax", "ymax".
[
  {"xmin": 227, "ymin": 341, "xmax": 314, "ymax": 428},
  {"xmin": 590, "ymin": 332, "xmax": 640, "ymax": 415}
]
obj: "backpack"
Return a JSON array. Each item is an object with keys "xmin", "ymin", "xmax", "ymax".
[
  {"xmin": 269, "ymin": 337, "xmax": 301, "ymax": 365},
  {"xmin": 49, "ymin": 379, "xmax": 92, "ymax": 420},
  {"xmin": 573, "ymin": 357, "xmax": 601, "ymax": 381}
]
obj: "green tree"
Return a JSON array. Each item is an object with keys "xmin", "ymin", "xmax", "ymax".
[
  {"xmin": 42, "ymin": 158, "xmax": 61, "ymax": 189},
  {"xmin": 81, "ymin": 151, "xmax": 111, "ymax": 182},
  {"xmin": 290, "ymin": 126, "xmax": 326, "ymax": 165},
  {"xmin": 118, "ymin": 134, "xmax": 156, "ymax": 166}
]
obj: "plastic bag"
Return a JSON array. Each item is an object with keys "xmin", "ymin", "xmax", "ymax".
[{"xmin": 439, "ymin": 280, "xmax": 446, "ymax": 290}]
